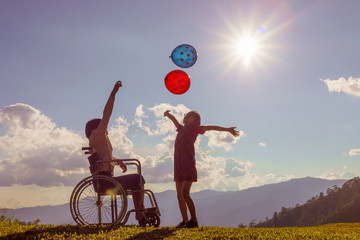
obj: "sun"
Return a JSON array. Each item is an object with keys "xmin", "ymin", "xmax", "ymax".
[{"xmin": 234, "ymin": 35, "xmax": 260, "ymax": 66}]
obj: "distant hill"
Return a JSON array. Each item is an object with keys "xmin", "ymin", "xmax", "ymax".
[
  {"xmin": 253, "ymin": 177, "xmax": 360, "ymax": 227},
  {"xmin": 2, "ymin": 177, "xmax": 347, "ymax": 227}
]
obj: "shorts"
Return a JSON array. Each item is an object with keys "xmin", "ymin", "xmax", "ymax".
[{"xmin": 93, "ymin": 172, "xmax": 145, "ymax": 194}]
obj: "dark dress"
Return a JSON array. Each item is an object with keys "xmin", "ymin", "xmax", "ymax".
[{"xmin": 174, "ymin": 124, "xmax": 204, "ymax": 182}]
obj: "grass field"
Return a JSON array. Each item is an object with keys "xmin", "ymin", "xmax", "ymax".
[{"xmin": 1, "ymin": 222, "xmax": 360, "ymax": 239}]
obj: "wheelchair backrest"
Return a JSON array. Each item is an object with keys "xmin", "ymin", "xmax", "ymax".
[{"xmin": 82, "ymin": 147, "xmax": 98, "ymax": 174}]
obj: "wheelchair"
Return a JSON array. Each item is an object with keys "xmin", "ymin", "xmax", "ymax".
[{"xmin": 69, "ymin": 147, "xmax": 161, "ymax": 227}]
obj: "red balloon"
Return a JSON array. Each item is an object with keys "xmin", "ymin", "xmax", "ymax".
[{"xmin": 164, "ymin": 70, "xmax": 191, "ymax": 95}]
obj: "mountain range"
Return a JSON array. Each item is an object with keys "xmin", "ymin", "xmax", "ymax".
[{"xmin": 3, "ymin": 177, "xmax": 347, "ymax": 227}]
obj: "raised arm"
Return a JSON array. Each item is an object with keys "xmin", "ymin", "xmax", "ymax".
[
  {"xmin": 164, "ymin": 110, "xmax": 181, "ymax": 128},
  {"xmin": 202, "ymin": 125, "xmax": 240, "ymax": 137},
  {"xmin": 97, "ymin": 81, "xmax": 122, "ymax": 134}
]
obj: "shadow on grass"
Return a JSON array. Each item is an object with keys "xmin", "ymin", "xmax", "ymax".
[
  {"xmin": 1, "ymin": 224, "xmax": 177, "ymax": 240},
  {"xmin": 0, "ymin": 224, "xmax": 115, "ymax": 240},
  {"xmin": 126, "ymin": 227, "xmax": 176, "ymax": 240}
]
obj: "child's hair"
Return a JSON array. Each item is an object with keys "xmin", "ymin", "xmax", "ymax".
[
  {"xmin": 85, "ymin": 118, "xmax": 102, "ymax": 138},
  {"xmin": 186, "ymin": 111, "xmax": 201, "ymax": 126}
]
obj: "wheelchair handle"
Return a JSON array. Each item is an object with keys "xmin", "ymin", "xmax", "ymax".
[{"xmin": 82, "ymin": 147, "xmax": 92, "ymax": 155}]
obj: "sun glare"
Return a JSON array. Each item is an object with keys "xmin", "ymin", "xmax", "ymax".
[{"xmin": 206, "ymin": 0, "xmax": 321, "ymax": 79}]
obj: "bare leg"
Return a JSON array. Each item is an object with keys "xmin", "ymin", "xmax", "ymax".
[
  {"xmin": 132, "ymin": 184, "xmax": 145, "ymax": 221},
  {"xmin": 176, "ymin": 181, "xmax": 189, "ymax": 222},
  {"xmin": 113, "ymin": 174, "xmax": 145, "ymax": 222},
  {"xmin": 181, "ymin": 181, "xmax": 197, "ymax": 222}
]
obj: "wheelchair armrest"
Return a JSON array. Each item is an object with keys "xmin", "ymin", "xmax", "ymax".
[{"xmin": 97, "ymin": 159, "xmax": 142, "ymax": 175}]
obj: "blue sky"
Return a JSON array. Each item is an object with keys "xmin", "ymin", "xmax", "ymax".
[{"xmin": 1, "ymin": 0, "xmax": 360, "ymax": 208}]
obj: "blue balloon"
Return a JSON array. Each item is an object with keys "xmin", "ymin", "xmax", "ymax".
[{"xmin": 170, "ymin": 44, "xmax": 198, "ymax": 68}]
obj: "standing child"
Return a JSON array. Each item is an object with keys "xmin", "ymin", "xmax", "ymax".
[{"xmin": 164, "ymin": 110, "xmax": 240, "ymax": 228}]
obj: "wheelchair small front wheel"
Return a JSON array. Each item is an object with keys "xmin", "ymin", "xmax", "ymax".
[{"xmin": 144, "ymin": 212, "xmax": 160, "ymax": 227}]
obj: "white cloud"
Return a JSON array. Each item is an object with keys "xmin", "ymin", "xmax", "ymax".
[
  {"xmin": 190, "ymin": 144, "xmax": 294, "ymax": 192},
  {"xmin": 108, "ymin": 116, "xmax": 134, "ymax": 158},
  {"xmin": 133, "ymin": 103, "xmax": 190, "ymax": 136},
  {"xmin": 205, "ymin": 130, "xmax": 245, "ymax": 151},
  {"xmin": 319, "ymin": 171, "xmax": 356, "ymax": 180},
  {"xmin": 195, "ymin": 151, "xmax": 295, "ymax": 192},
  {"xmin": 258, "ymin": 142, "xmax": 266, "ymax": 147},
  {"xmin": 348, "ymin": 148, "xmax": 360, "ymax": 157},
  {"xmin": 132, "ymin": 104, "xmax": 151, "ymax": 134},
  {"xmin": 321, "ymin": 76, "xmax": 360, "ymax": 97},
  {"xmin": 0, "ymin": 103, "xmax": 87, "ymax": 187},
  {"xmin": 134, "ymin": 104, "xmax": 147, "ymax": 119}
]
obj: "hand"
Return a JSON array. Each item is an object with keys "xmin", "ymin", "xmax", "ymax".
[
  {"xmin": 228, "ymin": 127, "xmax": 240, "ymax": 137},
  {"xmin": 164, "ymin": 110, "xmax": 171, "ymax": 118},
  {"xmin": 117, "ymin": 160, "xmax": 127, "ymax": 173},
  {"xmin": 111, "ymin": 81, "xmax": 122, "ymax": 96}
]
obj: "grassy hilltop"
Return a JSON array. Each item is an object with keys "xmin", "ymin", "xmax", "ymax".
[{"xmin": 1, "ymin": 222, "xmax": 360, "ymax": 240}]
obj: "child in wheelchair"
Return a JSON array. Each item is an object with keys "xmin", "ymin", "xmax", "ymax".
[{"xmin": 85, "ymin": 81, "xmax": 147, "ymax": 225}]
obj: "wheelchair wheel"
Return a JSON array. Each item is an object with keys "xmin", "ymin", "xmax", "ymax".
[
  {"xmin": 70, "ymin": 175, "xmax": 127, "ymax": 226},
  {"xmin": 144, "ymin": 212, "xmax": 160, "ymax": 227}
]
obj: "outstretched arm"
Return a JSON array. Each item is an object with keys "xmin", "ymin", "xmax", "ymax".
[
  {"xmin": 164, "ymin": 110, "xmax": 181, "ymax": 128},
  {"xmin": 202, "ymin": 125, "xmax": 240, "ymax": 137}
]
